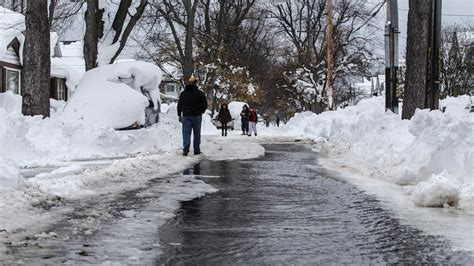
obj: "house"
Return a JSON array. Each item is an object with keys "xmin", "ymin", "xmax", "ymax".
[
  {"xmin": 0, "ymin": 6, "xmax": 23, "ymax": 96},
  {"xmin": 159, "ymin": 63, "xmax": 183, "ymax": 104},
  {"xmin": 0, "ymin": 7, "xmax": 78, "ymax": 102}
]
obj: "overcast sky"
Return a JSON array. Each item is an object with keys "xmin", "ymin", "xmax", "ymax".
[{"xmin": 380, "ymin": 0, "xmax": 474, "ymax": 56}]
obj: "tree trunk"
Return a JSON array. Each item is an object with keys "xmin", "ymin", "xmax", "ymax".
[
  {"xmin": 83, "ymin": 0, "xmax": 104, "ymax": 71},
  {"xmin": 183, "ymin": 0, "xmax": 197, "ymax": 84},
  {"xmin": 22, "ymin": 0, "xmax": 50, "ymax": 117},
  {"xmin": 402, "ymin": 0, "xmax": 430, "ymax": 119},
  {"xmin": 48, "ymin": 0, "xmax": 56, "ymax": 29}
]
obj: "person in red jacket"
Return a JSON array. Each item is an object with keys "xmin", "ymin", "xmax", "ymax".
[{"xmin": 248, "ymin": 106, "xmax": 258, "ymax": 136}]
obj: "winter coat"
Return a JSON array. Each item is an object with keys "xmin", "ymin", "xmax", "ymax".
[
  {"xmin": 248, "ymin": 110, "xmax": 258, "ymax": 122},
  {"xmin": 177, "ymin": 85, "xmax": 208, "ymax": 117},
  {"xmin": 240, "ymin": 108, "xmax": 250, "ymax": 121},
  {"xmin": 218, "ymin": 107, "xmax": 232, "ymax": 124}
]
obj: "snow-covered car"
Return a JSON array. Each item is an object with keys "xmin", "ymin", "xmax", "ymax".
[
  {"xmin": 212, "ymin": 117, "xmax": 235, "ymax": 130},
  {"xmin": 61, "ymin": 61, "xmax": 162, "ymax": 130}
]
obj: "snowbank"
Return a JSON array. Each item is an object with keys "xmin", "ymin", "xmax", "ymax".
[
  {"xmin": 61, "ymin": 61, "xmax": 162, "ymax": 129},
  {"xmin": 0, "ymin": 109, "xmax": 181, "ymax": 167},
  {"xmin": 283, "ymin": 96, "xmax": 474, "ymax": 212},
  {"xmin": 0, "ymin": 91, "xmax": 21, "ymax": 114},
  {"xmin": 0, "ymin": 158, "xmax": 23, "ymax": 192}
]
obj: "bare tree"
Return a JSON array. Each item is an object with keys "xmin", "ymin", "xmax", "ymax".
[
  {"xmin": 0, "ymin": 0, "xmax": 84, "ymax": 35},
  {"xmin": 83, "ymin": 0, "xmax": 148, "ymax": 70},
  {"xmin": 271, "ymin": 0, "xmax": 382, "ymax": 110},
  {"xmin": 441, "ymin": 25, "xmax": 473, "ymax": 97},
  {"xmin": 147, "ymin": 0, "xmax": 199, "ymax": 83},
  {"xmin": 22, "ymin": 0, "xmax": 50, "ymax": 117},
  {"xmin": 83, "ymin": 0, "xmax": 103, "ymax": 70},
  {"xmin": 402, "ymin": 0, "xmax": 430, "ymax": 120}
]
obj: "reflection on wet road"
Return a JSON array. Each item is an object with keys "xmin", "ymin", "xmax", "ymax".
[{"xmin": 159, "ymin": 144, "xmax": 473, "ymax": 264}]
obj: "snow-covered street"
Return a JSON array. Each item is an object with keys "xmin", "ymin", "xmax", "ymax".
[
  {"xmin": 2, "ymin": 141, "xmax": 473, "ymax": 264},
  {"xmin": 1, "ymin": 0, "xmax": 473, "ymax": 263}
]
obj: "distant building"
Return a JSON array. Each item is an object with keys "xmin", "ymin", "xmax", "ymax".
[
  {"xmin": 159, "ymin": 63, "xmax": 183, "ymax": 104},
  {"xmin": 352, "ymin": 75, "xmax": 385, "ymax": 103}
]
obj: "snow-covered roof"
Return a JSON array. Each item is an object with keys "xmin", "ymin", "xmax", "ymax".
[
  {"xmin": 0, "ymin": 7, "xmax": 24, "ymax": 60},
  {"xmin": 59, "ymin": 41, "xmax": 83, "ymax": 58},
  {"xmin": 0, "ymin": 7, "xmax": 24, "ymax": 31}
]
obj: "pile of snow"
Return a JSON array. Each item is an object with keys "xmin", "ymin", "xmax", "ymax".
[
  {"xmin": 0, "ymin": 158, "xmax": 23, "ymax": 192},
  {"xmin": 61, "ymin": 61, "xmax": 162, "ymax": 129},
  {"xmin": 283, "ymin": 96, "xmax": 474, "ymax": 212},
  {"xmin": 228, "ymin": 101, "xmax": 248, "ymax": 119},
  {"xmin": 0, "ymin": 109, "xmax": 181, "ymax": 166},
  {"xmin": 227, "ymin": 101, "xmax": 248, "ymax": 129},
  {"xmin": 0, "ymin": 91, "xmax": 21, "ymax": 114},
  {"xmin": 0, "ymin": 91, "xmax": 66, "ymax": 117}
]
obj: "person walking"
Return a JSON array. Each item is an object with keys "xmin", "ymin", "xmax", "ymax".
[
  {"xmin": 240, "ymin": 104, "xmax": 250, "ymax": 135},
  {"xmin": 177, "ymin": 75, "xmax": 208, "ymax": 156},
  {"xmin": 217, "ymin": 103, "xmax": 232, "ymax": 136},
  {"xmin": 248, "ymin": 106, "xmax": 258, "ymax": 136},
  {"xmin": 276, "ymin": 114, "xmax": 280, "ymax": 127}
]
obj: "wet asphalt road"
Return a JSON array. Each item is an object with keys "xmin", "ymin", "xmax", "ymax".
[
  {"xmin": 158, "ymin": 144, "xmax": 473, "ymax": 265},
  {"xmin": 2, "ymin": 144, "xmax": 473, "ymax": 264}
]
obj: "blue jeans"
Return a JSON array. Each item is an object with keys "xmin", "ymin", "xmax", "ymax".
[{"xmin": 182, "ymin": 116, "xmax": 202, "ymax": 154}]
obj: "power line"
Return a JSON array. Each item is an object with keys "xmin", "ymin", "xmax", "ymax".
[{"xmin": 398, "ymin": 8, "xmax": 474, "ymax": 17}]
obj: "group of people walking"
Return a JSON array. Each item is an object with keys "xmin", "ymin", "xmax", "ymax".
[
  {"xmin": 216, "ymin": 103, "xmax": 258, "ymax": 137},
  {"xmin": 178, "ymin": 74, "xmax": 276, "ymax": 156}
]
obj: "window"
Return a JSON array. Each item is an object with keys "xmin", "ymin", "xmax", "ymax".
[
  {"xmin": 166, "ymin": 84, "xmax": 176, "ymax": 93},
  {"xmin": 57, "ymin": 79, "xmax": 67, "ymax": 101},
  {"xmin": 6, "ymin": 69, "xmax": 20, "ymax": 94}
]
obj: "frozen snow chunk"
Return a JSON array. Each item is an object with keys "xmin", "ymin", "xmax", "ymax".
[{"xmin": 411, "ymin": 171, "xmax": 461, "ymax": 207}]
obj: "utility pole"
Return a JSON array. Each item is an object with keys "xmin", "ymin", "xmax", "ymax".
[
  {"xmin": 384, "ymin": 0, "xmax": 399, "ymax": 113},
  {"xmin": 425, "ymin": 0, "xmax": 442, "ymax": 110},
  {"xmin": 326, "ymin": 0, "xmax": 334, "ymax": 110}
]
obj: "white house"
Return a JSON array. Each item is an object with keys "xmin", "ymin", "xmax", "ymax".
[
  {"xmin": 160, "ymin": 63, "xmax": 183, "ymax": 103},
  {"xmin": 0, "ymin": 7, "xmax": 78, "ymax": 101}
]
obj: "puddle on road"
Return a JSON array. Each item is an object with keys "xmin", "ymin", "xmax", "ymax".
[{"xmin": 159, "ymin": 144, "xmax": 474, "ymax": 265}]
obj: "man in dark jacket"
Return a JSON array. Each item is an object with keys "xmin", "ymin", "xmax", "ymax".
[{"xmin": 177, "ymin": 75, "xmax": 208, "ymax": 156}]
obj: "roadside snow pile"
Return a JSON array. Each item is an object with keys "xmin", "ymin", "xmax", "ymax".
[
  {"xmin": 61, "ymin": 61, "xmax": 162, "ymax": 129},
  {"xmin": 283, "ymin": 96, "xmax": 474, "ymax": 212},
  {"xmin": 0, "ymin": 91, "xmax": 66, "ymax": 117},
  {"xmin": 0, "ymin": 91, "xmax": 21, "ymax": 114},
  {"xmin": 0, "ymin": 108, "xmax": 181, "ymax": 167},
  {"xmin": 0, "ymin": 158, "xmax": 23, "ymax": 192}
]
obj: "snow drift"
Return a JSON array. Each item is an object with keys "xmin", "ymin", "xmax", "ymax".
[{"xmin": 283, "ymin": 96, "xmax": 474, "ymax": 212}]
